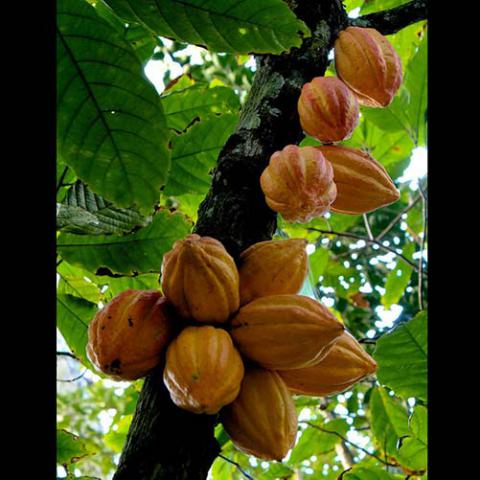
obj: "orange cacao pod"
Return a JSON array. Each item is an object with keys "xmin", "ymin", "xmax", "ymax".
[
  {"xmin": 297, "ymin": 76, "xmax": 359, "ymax": 143},
  {"xmin": 317, "ymin": 145, "xmax": 399, "ymax": 214},
  {"xmin": 231, "ymin": 294, "xmax": 344, "ymax": 370},
  {"xmin": 161, "ymin": 234, "xmax": 240, "ymax": 323},
  {"xmin": 163, "ymin": 326, "xmax": 244, "ymax": 414},
  {"xmin": 87, "ymin": 290, "xmax": 176, "ymax": 381},
  {"xmin": 278, "ymin": 331, "xmax": 377, "ymax": 396},
  {"xmin": 221, "ymin": 368, "xmax": 297, "ymax": 461},
  {"xmin": 334, "ymin": 26, "xmax": 402, "ymax": 108},
  {"xmin": 238, "ymin": 238, "xmax": 308, "ymax": 306},
  {"xmin": 260, "ymin": 145, "xmax": 337, "ymax": 223}
]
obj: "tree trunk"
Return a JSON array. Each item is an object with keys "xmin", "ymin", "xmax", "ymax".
[{"xmin": 113, "ymin": 1, "xmax": 426, "ymax": 478}]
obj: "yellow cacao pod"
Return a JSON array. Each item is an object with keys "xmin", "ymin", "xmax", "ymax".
[
  {"xmin": 317, "ymin": 145, "xmax": 399, "ymax": 214},
  {"xmin": 221, "ymin": 368, "xmax": 297, "ymax": 461},
  {"xmin": 87, "ymin": 290, "xmax": 176, "ymax": 381},
  {"xmin": 161, "ymin": 234, "xmax": 240, "ymax": 323},
  {"xmin": 231, "ymin": 294, "xmax": 344, "ymax": 370},
  {"xmin": 297, "ymin": 76, "xmax": 359, "ymax": 143},
  {"xmin": 238, "ymin": 238, "xmax": 308, "ymax": 306},
  {"xmin": 278, "ymin": 331, "xmax": 377, "ymax": 396},
  {"xmin": 334, "ymin": 26, "xmax": 402, "ymax": 108},
  {"xmin": 260, "ymin": 145, "xmax": 337, "ymax": 223},
  {"xmin": 163, "ymin": 326, "xmax": 244, "ymax": 414}
]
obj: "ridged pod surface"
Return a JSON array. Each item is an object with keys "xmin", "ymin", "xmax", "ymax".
[
  {"xmin": 334, "ymin": 26, "xmax": 403, "ymax": 108},
  {"xmin": 231, "ymin": 294, "xmax": 344, "ymax": 370},
  {"xmin": 317, "ymin": 145, "xmax": 399, "ymax": 214},
  {"xmin": 260, "ymin": 145, "xmax": 337, "ymax": 223},
  {"xmin": 163, "ymin": 326, "xmax": 244, "ymax": 414},
  {"xmin": 238, "ymin": 238, "xmax": 308, "ymax": 306},
  {"xmin": 87, "ymin": 290, "xmax": 176, "ymax": 381},
  {"xmin": 297, "ymin": 76, "xmax": 359, "ymax": 143},
  {"xmin": 278, "ymin": 331, "xmax": 377, "ymax": 396},
  {"xmin": 161, "ymin": 234, "xmax": 240, "ymax": 323},
  {"xmin": 221, "ymin": 368, "xmax": 297, "ymax": 461}
]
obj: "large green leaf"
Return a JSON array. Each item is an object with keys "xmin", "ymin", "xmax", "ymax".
[
  {"xmin": 309, "ymin": 247, "xmax": 330, "ymax": 283},
  {"xmin": 360, "ymin": 0, "xmax": 411, "ymax": 15},
  {"xmin": 164, "ymin": 113, "xmax": 239, "ymax": 195},
  {"xmin": 58, "ymin": 261, "xmax": 102, "ymax": 303},
  {"xmin": 343, "ymin": 464, "xmax": 400, "ymax": 480},
  {"xmin": 162, "ymin": 86, "xmax": 240, "ymax": 131},
  {"xmin": 397, "ymin": 405, "xmax": 428, "ymax": 471},
  {"xmin": 57, "ymin": 181, "xmax": 149, "ymax": 235},
  {"xmin": 374, "ymin": 311, "xmax": 427, "ymax": 401},
  {"xmin": 369, "ymin": 387, "xmax": 410, "ymax": 457},
  {"xmin": 98, "ymin": 273, "xmax": 161, "ymax": 298},
  {"xmin": 104, "ymin": 0, "xmax": 310, "ymax": 54},
  {"xmin": 57, "ymin": 0, "xmax": 170, "ymax": 213},
  {"xmin": 57, "ymin": 210, "xmax": 191, "ymax": 275},
  {"xmin": 57, "ymin": 294, "xmax": 97, "ymax": 369},
  {"xmin": 57, "ymin": 429, "xmax": 94, "ymax": 466},
  {"xmin": 289, "ymin": 418, "xmax": 349, "ymax": 464}
]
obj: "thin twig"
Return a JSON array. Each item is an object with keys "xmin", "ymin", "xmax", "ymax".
[
  {"xmin": 57, "ymin": 369, "xmax": 87, "ymax": 382},
  {"xmin": 301, "ymin": 421, "xmax": 397, "ymax": 467},
  {"xmin": 306, "ymin": 227, "xmax": 426, "ymax": 276},
  {"xmin": 218, "ymin": 454, "xmax": 254, "ymax": 480},
  {"xmin": 417, "ymin": 183, "xmax": 427, "ymax": 310},
  {"xmin": 377, "ymin": 194, "xmax": 422, "ymax": 240},
  {"xmin": 57, "ymin": 351, "xmax": 79, "ymax": 361},
  {"xmin": 363, "ymin": 214, "xmax": 374, "ymax": 241},
  {"xmin": 57, "ymin": 166, "xmax": 70, "ymax": 194}
]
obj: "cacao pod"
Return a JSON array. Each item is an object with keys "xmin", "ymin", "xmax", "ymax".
[
  {"xmin": 163, "ymin": 326, "xmax": 244, "ymax": 414},
  {"xmin": 297, "ymin": 76, "xmax": 359, "ymax": 143},
  {"xmin": 221, "ymin": 368, "xmax": 297, "ymax": 461},
  {"xmin": 231, "ymin": 294, "xmax": 344, "ymax": 370},
  {"xmin": 278, "ymin": 331, "xmax": 377, "ymax": 396},
  {"xmin": 161, "ymin": 234, "xmax": 240, "ymax": 323},
  {"xmin": 334, "ymin": 26, "xmax": 402, "ymax": 108},
  {"xmin": 238, "ymin": 238, "xmax": 308, "ymax": 306},
  {"xmin": 260, "ymin": 145, "xmax": 337, "ymax": 223},
  {"xmin": 87, "ymin": 290, "xmax": 176, "ymax": 381},
  {"xmin": 317, "ymin": 145, "xmax": 399, "ymax": 214}
]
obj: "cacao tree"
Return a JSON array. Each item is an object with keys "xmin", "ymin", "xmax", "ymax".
[{"xmin": 56, "ymin": 0, "xmax": 428, "ymax": 479}]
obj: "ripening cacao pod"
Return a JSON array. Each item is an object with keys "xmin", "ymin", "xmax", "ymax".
[
  {"xmin": 334, "ymin": 26, "xmax": 402, "ymax": 108},
  {"xmin": 161, "ymin": 234, "xmax": 240, "ymax": 323},
  {"xmin": 221, "ymin": 368, "xmax": 297, "ymax": 461},
  {"xmin": 278, "ymin": 331, "xmax": 377, "ymax": 396},
  {"xmin": 260, "ymin": 145, "xmax": 337, "ymax": 223},
  {"xmin": 87, "ymin": 290, "xmax": 176, "ymax": 381},
  {"xmin": 231, "ymin": 294, "xmax": 344, "ymax": 370},
  {"xmin": 163, "ymin": 326, "xmax": 244, "ymax": 414},
  {"xmin": 316, "ymin": 145, "xmax": 399, "ymax": 214},
  {"xmin": 238, "ymin": 238, "xmax": 308, "ymax": 306},
  {"xmin": 297, "ymin": 76, "xmax": 359, "ymax": 143}
]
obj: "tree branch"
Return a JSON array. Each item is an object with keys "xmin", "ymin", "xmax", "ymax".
[
  {"xmin": 218, "ymin": 455, "xmax": 254, "ymax": 480},
  {"xmin": 350, "ymin": 0, "xmax": 428, "ymax": 35}
]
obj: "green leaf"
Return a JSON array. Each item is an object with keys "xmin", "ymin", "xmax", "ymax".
[
  {"xmin": 397, "ymin": 406, "xmax": 428, "ymax": 471},
  {"xmin": 381, "ymin": 243, "xmax": 415, "ymax": 308},
  {"xmin": 104, "ymin": 0, "xmax": 310, "ymax": 54},
  {"xmin": 164, "ymin": 113, "xmax": 239, "ymax": 196},
  {"xmin": 57, "ymin": 181, "xmax": 149, "ymax": 235},
  {"xmin": 374, "ymin": 311, "xmax": 428, "ymax": 401},
  {"xmin": 257, "ymin": 463, "xmax": 294, "ymax": 479},
  {"xmin": 343, "ymin": 464, "xmax": 400, "ymax": 480},
  {"xmin": 162, "ymin": 86, "xmax": 240, "ymax": 131},
  {"xmin": 57, "ymin": 0, "xmax": 170, "ymax": 213},
  {"xmin": 57, "ymin": 429, "xmax": 93, "ymax": 466},
  {"xmin": 104, "ymin": 414, "xmax": 133, "ymax": 453},
  {"xmin": 309, "ymin": 247, "xmax": 330, "ymax": 282},
  {"xmin": 360, "ymin": 0, "xmax": 411, "ymax": 15},
  {"xmin": 289, "ymin": 418, "xmax": 348, "ymax": 464},
  {"xmin": 58, "ymin": 261, "xmax": 102, "ymax": 303},
  {"xmin": 57, "ymin": 294, "xmax": 97, "ymax": 369},
  {"xmin": 369, "ymin": 387, "xmax": 409, "ymax": 457},
  {"xmin": 99, "ymin": 273, "xmax": 160, "ymax": 299},
  {"xmin": 57, "ymin": 210, "xmax": 191, "ymax": 275}
]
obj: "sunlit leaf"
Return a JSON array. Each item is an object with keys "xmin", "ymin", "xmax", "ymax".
[{"xmin": 57, "ymin": 429, "xmax": 94, "ymax": 466}]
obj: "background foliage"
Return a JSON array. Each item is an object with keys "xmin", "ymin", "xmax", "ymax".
[{"xmin": 57, "ymin": 0, "xmax": 428, "ymax": 478}]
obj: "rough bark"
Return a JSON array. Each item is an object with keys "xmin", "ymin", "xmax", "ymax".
[{"xmin": 113, "ymin": 1, "xmax": 427, "ymax": 479}]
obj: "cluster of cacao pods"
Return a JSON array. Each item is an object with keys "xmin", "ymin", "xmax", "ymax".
[
  {"xmin": 261, "ymin": 26, "xmax": 403, "ymax": 222},
  {"xmin": 87, "ymin": 234, "xmax": 376, "ymax": 461}
]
